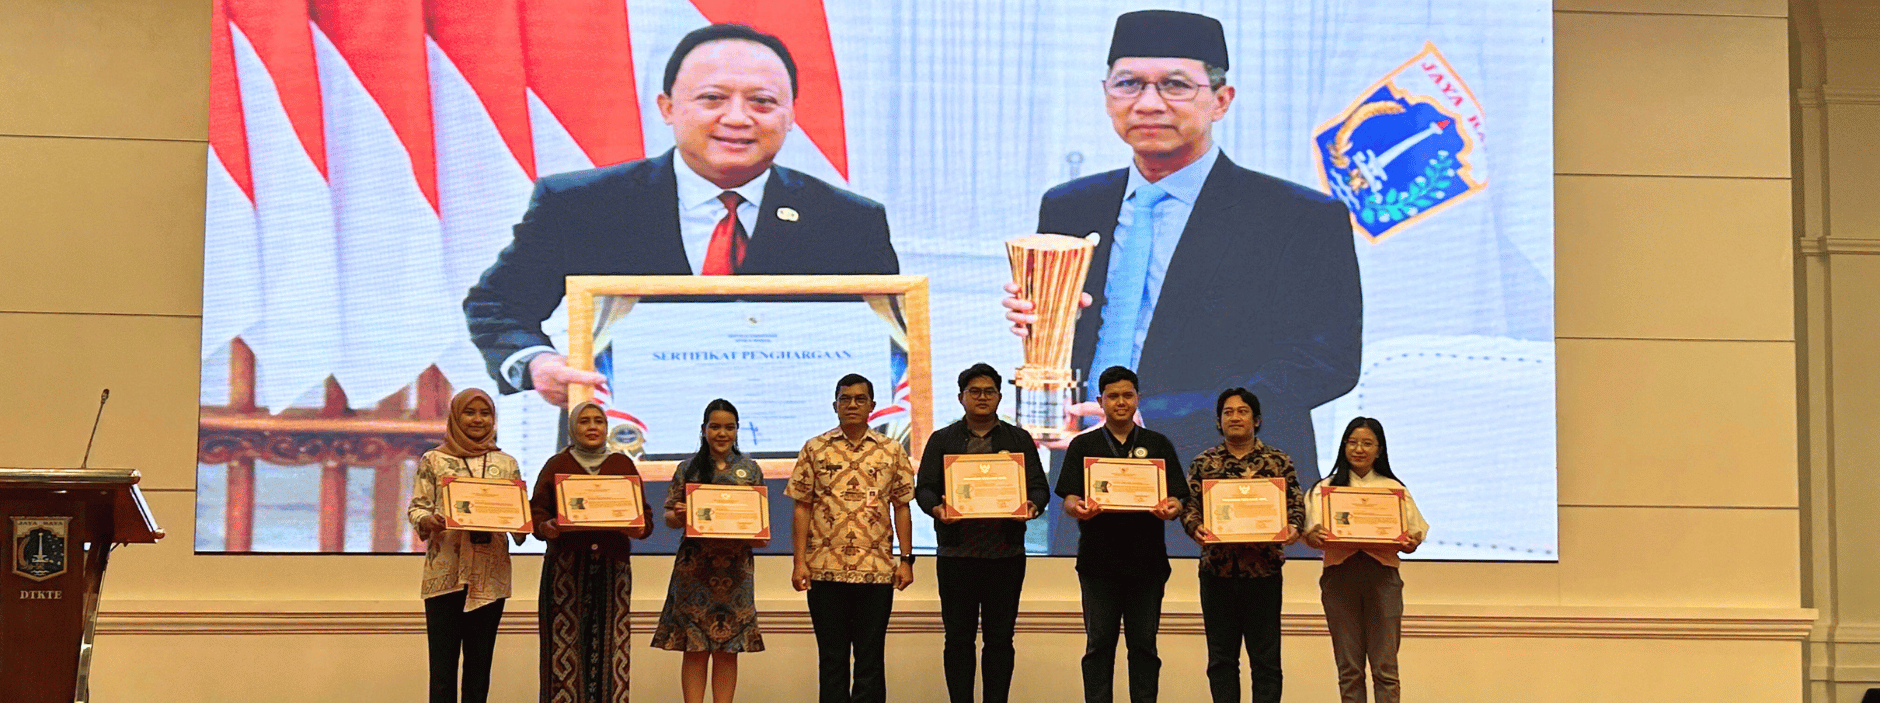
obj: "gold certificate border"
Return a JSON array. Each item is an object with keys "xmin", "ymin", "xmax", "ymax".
[
  {"xmin": 683, "ymin": 484, "xmax": 771, "ymax": 540},
  {"xmin": 1318, "ymin": 485, "xmax": 1408, "ymax": 545},
  {"xmin": 563, "ymin": 275, "xmax": 935, "ymax": 463},
  {"xmin": 554, "ymin": 473, "xmax": 647, "ymax": 530},
  {"xmin": 1083, "ymin": 457, "xmax": 1167, "ymax": 511},
  {"xmin": 439, "ymin": 476, "xmax": 531, "ymax": 533},
  {"xmin": 942, "ymin": 453, "xmax": 1029, "ymax": 519},
  {"xmin": 1201, "ymin": 477, "xmax": 1289, "ymax": 543}
]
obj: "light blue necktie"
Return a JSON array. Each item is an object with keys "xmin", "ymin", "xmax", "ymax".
[{"xmin": 1091, "ymin": 183, "xmax": 1167, "ymax": 386}]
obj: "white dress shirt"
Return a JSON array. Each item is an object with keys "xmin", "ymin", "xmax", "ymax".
[{"xmin": 672, "ymin": 153, "xmax": 769, "ymax": 276}]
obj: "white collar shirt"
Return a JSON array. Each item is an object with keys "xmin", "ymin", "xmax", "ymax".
[{"xmin": 673, "ymin": 153, "xmax": 770, "ymax": 275}]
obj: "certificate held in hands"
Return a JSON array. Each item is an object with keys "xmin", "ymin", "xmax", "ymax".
[
  {"xmin": 1318, "ymin": 485, "xmax": 1408, "ymax": 545},
  {"xmin": 1201, "ymin": 477, "xmax": 1291, "ymax": 543},
  {"xmin": 1083, "ymin": 458, "xmax": 1166, "ymax": 511},
  {"xmin": 685, "ymin": 484, "xmax": 771, "ymax": 540},
  {"xmin": 440, "ymin": 476, "xmax": 531, "ymax": 532},
  {"xmin": 554, "ymin": 474, "xmax": 647, "ymax": 530},
  {"xmin": 943, "ymin": 453, "xmax": 1028, "ymax": 518}
]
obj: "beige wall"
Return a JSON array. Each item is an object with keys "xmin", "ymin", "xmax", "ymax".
[
  {"xmin": 1796, "ymin": 1, "xmax": 1880, "ymax": 702},
  {"xmin": 0, "ymin": 1, "xmax": 1813, "ymax": 701}
]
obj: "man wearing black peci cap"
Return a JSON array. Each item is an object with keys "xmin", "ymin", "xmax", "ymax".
[{"xmin": 1004, "ymin": 10, "xmax": 1363, "ymax": 534}]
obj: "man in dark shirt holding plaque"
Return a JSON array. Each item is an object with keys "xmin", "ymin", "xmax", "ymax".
[
  {"xmin": 1056, "ymin": 365, "xmax": 1189, "ymax": 703},
  {"xmin": 914, "ymin": 363, "xmax": 1051, "ymax": 703},
  {"xmin": 1177, "ymin": 388, "xmax": 1306, "ymax": 703}
]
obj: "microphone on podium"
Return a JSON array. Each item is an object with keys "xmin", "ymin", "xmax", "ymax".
[{"xmin": 79, "ymin": 389, "xmax": 110, "ymax": 469}]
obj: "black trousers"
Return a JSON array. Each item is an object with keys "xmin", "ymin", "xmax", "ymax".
[
  {"xmin": 936, "ymin": 556, "xmax": 1027, "ymax": 703},
  {"xmin": 1078, "ymin": 567, "xmax": 1168, "ymax": 703},
  {"xmin": 806, "ymin": 580, "xmax": 895, "ymax": 703},
  {"xmin": 1198, "ymin": 572, "xmax": 1284, "ymax": 703},
  {"xmin": 423, "ymin": 590, "xmax": 506, "ymax": 703}
]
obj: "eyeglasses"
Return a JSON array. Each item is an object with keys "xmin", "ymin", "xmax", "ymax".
[
  {"xmin": 963, "ymin": 388, "xmax": 1000, "ymax": 398},
  {"xmin": 1103, "ymin": 76, "xmax": 1214, "ymax": 102},
  {"xmin": 1344, "ymin": 439, "xmax": 1378, "ymax": 449},
  {"xmin": 836, "ymin": 395, "xmax": 872, "ymax": 407}
]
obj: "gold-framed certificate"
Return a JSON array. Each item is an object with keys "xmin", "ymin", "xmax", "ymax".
[
  {"xmin": 1083, "ymin": 457, "xmax": 1166, "ymax": 511},
  {"xmin": 683, "ymin": 484, "xmax": 771, "ymax": 540},
  {"xmin": 439, "ymin": 476, "xmax": 530, "ymax": 533},
  {"xmin": 1201, "ymin": 477, "xmax": 1292, "ymax": 543},
  {"xmin": 1318, "ymin": 485, "xmax": 1408, "ymax": 545},
  {"xmin": 553, "ymin": 474, "xmax": 647, "ymax": 530},
  {"xmin": 942, "ymin": 453, "xmax": 1028, "ymax": 518}
]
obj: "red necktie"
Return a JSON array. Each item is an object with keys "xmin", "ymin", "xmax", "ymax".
[{"xmin": 702, "ymin": 191, "xmax": 747, "ymax": 275}]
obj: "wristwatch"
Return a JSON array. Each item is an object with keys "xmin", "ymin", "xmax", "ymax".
[
  {"xmin": 899, "ymin": 554, "xmax": 916, "ymax": 565},
  {"xmin": 504, "ymin": 350, "xmax": 549, "ymax": 391}
]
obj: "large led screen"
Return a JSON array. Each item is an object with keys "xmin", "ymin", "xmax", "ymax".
[{"xmin": 196, "ymin": 0, "xmax": 1555, "ymax": 560}]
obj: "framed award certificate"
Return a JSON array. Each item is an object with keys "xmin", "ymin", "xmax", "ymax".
[
  {"xmin": 942, "ymin": 453, "xmax": 1028, "ymax": 518},
  {"xmin": 554, "ymin": 474, "xmax": 647, "ymax": 530},
  {"xmin": 560, "ymin": 275, "xmax": 936, "ymax": 464},
  {"xmin": 1201, "ymin": 477, "xmax": 1291, "ymax": 543},
  {"xmin": 1083, "ymin": 457, "xmax": 1166, "ymax": 511},
  {"xmin": 439, "ymin": 476, "xmax": 530, "ymax": 532},
  {"xmin": 1318, "ymin": 485, "xmax": 1408, "ymax": 545},
  {"xmin": 684, "ymin": 484, "xmax": 771, "ymax": 540}
]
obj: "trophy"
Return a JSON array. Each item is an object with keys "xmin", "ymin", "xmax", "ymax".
[{"xmin": 1006, "ymin": 233, "xmax": 1097, "ymax": 441}]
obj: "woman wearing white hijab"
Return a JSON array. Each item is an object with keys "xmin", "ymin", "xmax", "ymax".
[{"xmin": 529, "ymin": 400, "xmax": 654, "ymax": 703}]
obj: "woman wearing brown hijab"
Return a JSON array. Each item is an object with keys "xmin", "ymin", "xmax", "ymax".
[
  {"xmin": 529, "ymin": 400, "xmax": 654, "ymax": 703},
  {"xmin": 407, "ymin": 388, "xmax": 523, "ymax": 703}
]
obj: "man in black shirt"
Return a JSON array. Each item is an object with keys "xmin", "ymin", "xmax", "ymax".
[
  {"xmin": 914, "ymin": 363, "xmax": 1051, "ymax": 703},
  {"xmin": 1057, "ymin": 366, "xmax": 1189, "ymax": 703}
]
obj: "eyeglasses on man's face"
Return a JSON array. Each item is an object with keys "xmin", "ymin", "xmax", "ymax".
[
  {"xmin": 1103, "ymin": 75, "xmax": 1212, "ymax": 102},
  {"xmin": 962, "ymin": 387, "xmax": 1000, "ymax": 398}
]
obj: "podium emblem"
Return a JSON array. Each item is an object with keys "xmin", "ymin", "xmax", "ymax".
[{"xmin": 12, "ymin": 517, "xmax": 70, "ymax": 582}]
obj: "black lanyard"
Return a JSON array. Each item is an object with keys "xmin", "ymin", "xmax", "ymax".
[
  {"xmin": 1101, "ymin": 425, "xmax": 1139, "ymax": 457},
  {"xmin": 456, "ymin": 454, "xmax": 490, "ymax": 478}
]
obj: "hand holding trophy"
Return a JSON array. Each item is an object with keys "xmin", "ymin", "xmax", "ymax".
[{"xmin": 1005, "ymin": 234, "xmax": 1097, "ymax": 442}]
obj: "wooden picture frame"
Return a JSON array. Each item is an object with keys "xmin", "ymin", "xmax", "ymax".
[{"xmin": 563, "ymin": 275, "xmax": 935, "ymax": 479}]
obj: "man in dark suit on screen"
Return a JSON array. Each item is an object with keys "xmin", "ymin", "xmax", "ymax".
[
  {"xmin": 466, "ymin": 23, "xmax": 897, "ymax": 406},
  {"xmin": 1004, "ymin": 11, "xmax": 1361, "ymax": 554}
]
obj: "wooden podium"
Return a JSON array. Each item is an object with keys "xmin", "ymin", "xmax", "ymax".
[{"xmin": 0, "ymin": 469, "xmax": 162, "ymax": 703}]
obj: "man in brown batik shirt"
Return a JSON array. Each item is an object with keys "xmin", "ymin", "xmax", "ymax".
[
  {"xmin": 788, "ymin": 373, "xmax": 916, "ymax": 703},
  {"xmin": 1178, "ymin": 388, "xmax": 1305, "ymax": 703}
]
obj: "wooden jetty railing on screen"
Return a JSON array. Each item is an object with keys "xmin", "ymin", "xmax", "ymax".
[{"xmin": 197, "ymin": 338, "xmax": 448, "ymax": 552}]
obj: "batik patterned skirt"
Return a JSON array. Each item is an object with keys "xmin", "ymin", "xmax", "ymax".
[
  {"xmin": 539, "ymin": 547, "xmax": 633, "ymax": 703},
  {"xmin": 649, "ymin": 537, "xmax": 764, "ymax": 653}
]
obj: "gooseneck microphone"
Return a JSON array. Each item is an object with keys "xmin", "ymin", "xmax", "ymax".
[{"xmin": 79, "ymin": 389, "xmax": 110, "ymax": 469}]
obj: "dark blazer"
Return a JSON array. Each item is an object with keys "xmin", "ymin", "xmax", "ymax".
[
  {"xmin": 1037, "ymin": 154, "xmax": 1362, "ymax": 489},
  {"xmin": 913, "ymin": 419, "xmax": 1050, "ymax": 549},
  {"xmin": 465, "ymin": 149, "xmax": 899, "ymax": 392}
]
